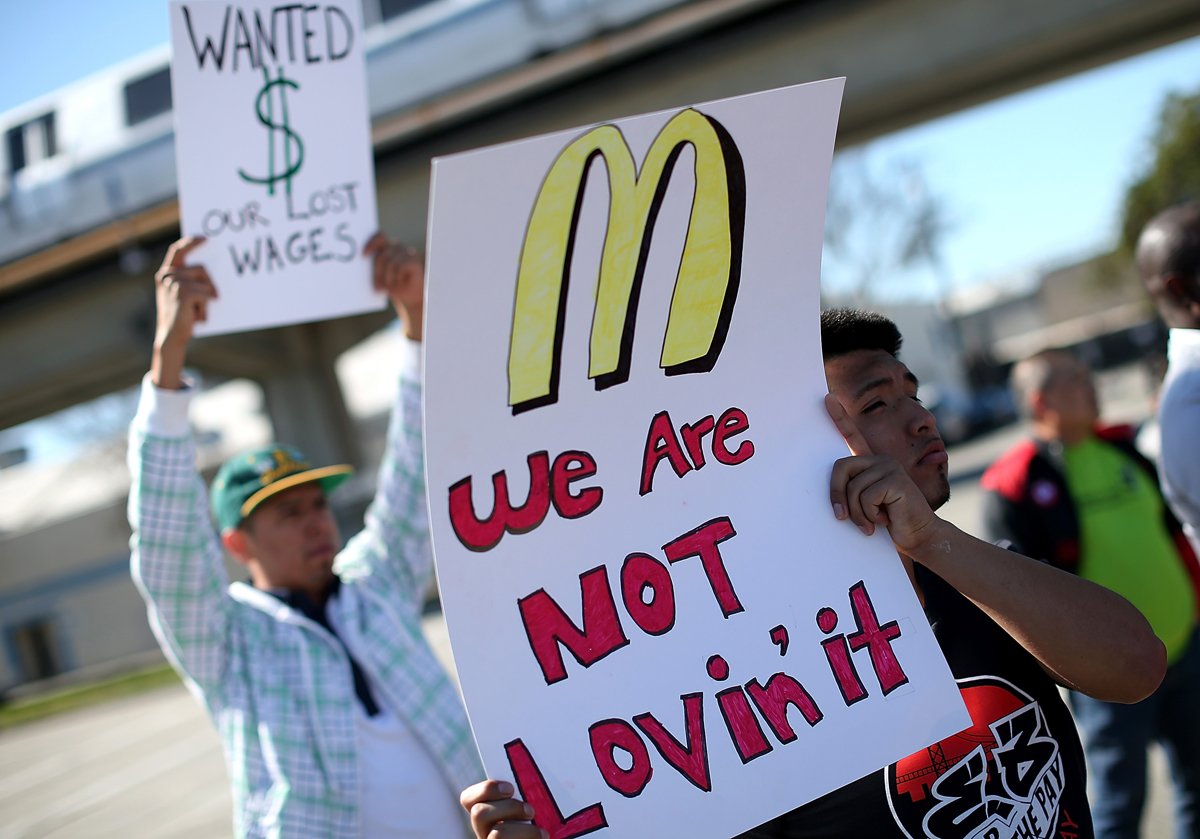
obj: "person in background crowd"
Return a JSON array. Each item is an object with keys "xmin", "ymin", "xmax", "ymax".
[
  {"xmin": 981, "ymin": 347, "xmax": 1200, "ymax": 839},
  {"xmin": 1133, "ymin": 198, "xmax": 1200, "ymax": 839},
  {"xmin": 1138, "ymin": 201, "xmax": 1200, "ymax": 557}
]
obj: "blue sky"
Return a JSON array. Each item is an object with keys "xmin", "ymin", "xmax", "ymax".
[
  {"xmin": 844, "ymin": 36, "xmax": 1200, "ymax": 300},
  {"xmin": 0, "ymin": 0, "xmax": 170, "ymax": 114}
]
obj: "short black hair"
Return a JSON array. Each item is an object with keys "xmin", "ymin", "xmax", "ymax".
[
  {"xmin": 1138, "ymin": 201, "xmax": 1200, "ymax": 282},
  {"xmin": 820, "ymin": 308, "xmax": 903, "ymax": 361}
]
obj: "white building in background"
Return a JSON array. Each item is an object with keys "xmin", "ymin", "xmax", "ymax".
[
  {"xmin": 0, "ymin": 379, "xmax": 269, "ymax": 694},
  {"xmin": 0, "ymin": 456, "xmax": 152, "ymax": 690}
]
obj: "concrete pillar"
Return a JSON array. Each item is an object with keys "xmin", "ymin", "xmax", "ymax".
[{"xmin": 258, "ymin": 322, "xmax": 363, "ymax": 469}]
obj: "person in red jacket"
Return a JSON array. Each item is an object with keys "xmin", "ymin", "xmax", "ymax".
[{"xmin": 982, "ymin": 348, "xmax": 1200, "ymax": 839}]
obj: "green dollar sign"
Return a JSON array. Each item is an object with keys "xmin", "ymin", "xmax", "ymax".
[{"xmin": 238, "ymin": 66, "xmax": 304, "ymax": 196}]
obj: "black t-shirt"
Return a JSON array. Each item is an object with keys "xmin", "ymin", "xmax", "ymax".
[{"xmin": 739, "ymin": 566, "xmax": 1093, "ymax": 839}]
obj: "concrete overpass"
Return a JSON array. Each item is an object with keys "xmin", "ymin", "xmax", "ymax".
[{"xmin": 3, "ymin": 0, "xmax": 1197, "ymax": 467}]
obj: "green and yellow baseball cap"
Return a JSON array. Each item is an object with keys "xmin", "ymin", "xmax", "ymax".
[{"xmin": 211, "ymin": 444, "xmax": 354, "ymax": 531}]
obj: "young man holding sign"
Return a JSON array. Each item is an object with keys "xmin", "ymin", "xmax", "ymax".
[
  {"xmin": 460, "ymin": 309, "xmax": 1165, "ymax": 839},
  {"xmin": 128, "ymin": 235, "xmax": 482, "ymax": 837}
]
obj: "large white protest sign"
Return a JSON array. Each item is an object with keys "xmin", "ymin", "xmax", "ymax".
[
  {"xmin": 169, "ymin": 0, "xmax": 381, "ymax": 335},
  {"xmin": 425, "ymin": 80, "xmax": 970, "ymax": 838}
]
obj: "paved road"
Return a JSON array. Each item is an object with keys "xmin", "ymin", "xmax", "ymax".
[
  {"xmin": 0, "ymin": 367, "xmax": 1176, "ymax": 837},
  {"xmin": 0, "ymin": 683, "xmax": 230, "ymax": 838}
]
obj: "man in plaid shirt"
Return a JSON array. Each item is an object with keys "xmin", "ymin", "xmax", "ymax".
[{"xmin": 128, "ymin": 234, "xmax": 483, "ymax": 837}]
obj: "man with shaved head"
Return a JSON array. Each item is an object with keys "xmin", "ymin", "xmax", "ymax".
[
  {"xmin": 1138, "ymin": 201, "xmax": 1200, "ymax": 559},
  {"xmin": 1135, "ymin": 201, "xmax": 1200, "ymax": 839}
]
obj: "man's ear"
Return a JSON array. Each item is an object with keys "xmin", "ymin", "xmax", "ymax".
[
  {"xmin": 1178, "ymin": 273, "xmax": 1200, "ymax": 318},
  {"xmin": 222, "ymin": 527, "xmax": 253, "ymax": 567},
  {"xmin": 1029, "ymin": 390, "xmax": 1048, "ymax": 420},
  {"xmin": 1163, "ymin": 273, "xmax": 1195, "ymax": 307}
]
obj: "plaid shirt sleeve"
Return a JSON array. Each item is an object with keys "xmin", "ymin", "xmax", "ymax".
[
  {"xmin": 127, "ymin": 375, "xmax": 232, "ymax": 695},
  {"xmin": 337, "ymin": 336, "xmax": 433, "ymax": 614}
]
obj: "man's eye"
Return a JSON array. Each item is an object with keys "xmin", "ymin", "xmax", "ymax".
[{"xmin": 862, "ymin": 401, "xmax": 884, "ymax": 413}]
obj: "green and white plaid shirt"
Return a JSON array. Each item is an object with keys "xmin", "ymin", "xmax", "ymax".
[{"xmin": 128, "ymin": 339, "xmax": 482, "ymax": 838}]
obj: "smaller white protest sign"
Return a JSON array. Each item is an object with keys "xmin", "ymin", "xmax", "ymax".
[
  {"xmin": 169, "ymin": 0, "xmax": 382, "ymax": 335},
  {"xmin": 425, "ymin": 80, "xmax": 971, "ymax": 838}
]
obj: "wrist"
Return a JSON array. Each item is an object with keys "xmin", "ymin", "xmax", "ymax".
[
  {"xmin": 151, "ymin": 343, "xmax": 187, "ymax": 390},
  {"xmin": 899, "ymin": 517, "xmax": 958, "ymax": 568},
  {"xmin": 398, "ymin": 304, "xmax": 424, "ymax": 342}
]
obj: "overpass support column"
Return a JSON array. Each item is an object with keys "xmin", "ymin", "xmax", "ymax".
[{"xmin": 258, "ymin": 323, "xmax": 362, "ymax": 470}]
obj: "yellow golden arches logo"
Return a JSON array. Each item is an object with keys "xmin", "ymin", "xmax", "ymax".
[{"xmin": 507, "ymin": 108, "xmax": 746, "ymax": 414}]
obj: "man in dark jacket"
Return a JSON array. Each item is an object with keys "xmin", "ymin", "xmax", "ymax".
[{"xmin": 982, "ymin": 348, "xmax": 1200, "ymax": 839}]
